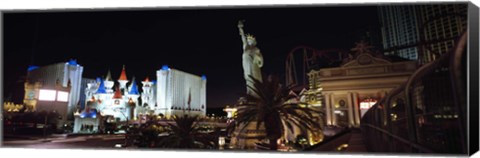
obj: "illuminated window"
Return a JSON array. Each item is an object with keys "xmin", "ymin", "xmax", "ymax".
[
  {"xmin": 360, "ymin": 98, "xmax": 377, "ymax": 110},
  {"xmin": 57, "ymin": 91, "xmax": 69, "ymax": 102},
  {"xmin": 38, "ymin": 89, "xmax": 56, "ymax": 101}
]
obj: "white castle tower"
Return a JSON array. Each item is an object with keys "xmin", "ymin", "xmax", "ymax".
[
  {"xmin": 141, "ymin": 77, "xmax": 157, "ymax": 111},
  {"xmin": 104, "ymin": 70, "xmax": 114, "ymax": 93},
  {"xmin": 126, "ymin": 77, "xmax": 140, "ymax": 120}
]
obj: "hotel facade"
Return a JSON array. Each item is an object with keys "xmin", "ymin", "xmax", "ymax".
[
  {"xmin": 156, "ymin": 66, "xmax": 207, "ymax": 118},
  {"xmin": 23, "ymin": 60, "xmax": 83, "ymax": 125},
  {"xmin": 304, "ymin": 51, "xmax": 417, "ymax": 127}
]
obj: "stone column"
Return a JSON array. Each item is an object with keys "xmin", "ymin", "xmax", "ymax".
[
  {"xmin": 352, "ymin": 93, "xmax": 360, "ymax": 127},
  {"xmin": 347, "ymin": 92, "xmax": 354, "ymax": 127},
  {"xmin": 324, "ymin": 93, "xmax": 331, "ymax": 125},
  {"xmin": 330, "ymin": 94, "xmax": 336, "ymax": 126}
]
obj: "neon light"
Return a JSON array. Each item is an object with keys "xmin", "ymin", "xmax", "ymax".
[{"xmin": 39, "ymin": 89, "xmax": 56, "ymax": 101}]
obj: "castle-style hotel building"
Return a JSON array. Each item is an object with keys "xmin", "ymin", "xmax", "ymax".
[{"xmin": 22, "ymin": 60, "xmax": 206, "ymax": 133}]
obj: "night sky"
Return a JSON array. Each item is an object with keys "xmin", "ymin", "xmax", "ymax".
[{"xmin": 3, "ymin": 5, "xmax": 380, "ymax": 108}]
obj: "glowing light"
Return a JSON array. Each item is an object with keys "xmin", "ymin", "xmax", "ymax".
[
  {"xmin": 360, "ymin": 98, "xmax": 377, "ymax": 110},
  {"xmin": 391, "ymin": 113, "xmax": 398, "ymax": 121},
  {"xmin": 224, "ymin": 106, "xmax": 237, "ymax": 118},
  {"xmin": 56, "ymin": 91, "xmax": 69, "ymax": 102},
  {"xmin": 201, "ymin": 75, "xmax": 207, "ymax": 80},
  {"xmin": 337, "ymin": 144, "xmax": 349, "ymax": 151},
  {"xmin": 38, "ymin": 89, "xmax": 56, "ymax": 101}
]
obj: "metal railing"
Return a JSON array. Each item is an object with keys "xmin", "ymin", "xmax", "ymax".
[{"xmin": 360, "ymin": 31, "xmax": 467, "ymax": 154}]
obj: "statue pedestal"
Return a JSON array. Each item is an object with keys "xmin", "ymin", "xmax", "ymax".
[{"xmin": 229, "ymin": 121, "xmax": 266, "ymax": 149}]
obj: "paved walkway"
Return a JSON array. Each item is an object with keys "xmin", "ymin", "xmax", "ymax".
[{"xmin": 345, "ymin": 129, "xmax": 367, "ymax": 152}]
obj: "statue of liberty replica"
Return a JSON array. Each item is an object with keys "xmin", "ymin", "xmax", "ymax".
[
  {"xmin": 229, "ymin": 20, "xmax": 267, "ymax": 149},
  {"xmin": 238, "ymin": 20, "xmax": 263, "ymax": 96}
]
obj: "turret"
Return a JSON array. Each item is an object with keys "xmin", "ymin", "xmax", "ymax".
[
  {"xmin": 112, "ymin": 86, "xmax": 123, "ymax": 106},
  {"xmin": 127, "ymin": 77, "xmax": 140, "ymax": 119},
  {"xmin": 141, "ymin": 77, "xmax": 153, "ymax": 95},
  {"xmin": 127, "ymin": 77, "xmax": 140, "ymax": 98},
  {"xmin": 96, "ymin": 77, "xmax": 107, "ymax": 94},
  {"xmin": 95, "ymin": 77, "xmax": 107, "ymax": 107},
  {"xmin": 118, "ymin": 65, "xmax": 129, "ymax": 91},
  {"xmin": 104, "ymin": 70, "xmax": 114, "ymax": 93},
  {"xmin": 141, "ymin": 77, "xmax": 156, "ymax": 110}
]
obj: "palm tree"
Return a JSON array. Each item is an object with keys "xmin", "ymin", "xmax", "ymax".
[
  {"xmin": 158, "ymin": 115, "xmax": 216, "ymax": 149},
  {"xmin": 235, "ymin": 75, "xmax": 323, "ymax": 150}
]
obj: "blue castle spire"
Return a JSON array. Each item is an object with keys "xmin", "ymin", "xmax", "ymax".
[
  {"xmin": 96, "ymin": 78, "xmax": 106, "ymax": 94},
  {"xmin": 129, "ymin": 78, "xmax": 139, "ymax": 95}
]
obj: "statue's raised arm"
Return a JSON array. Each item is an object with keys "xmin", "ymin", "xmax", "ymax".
[
  {"xmin": 238, "ymin": 20, "xmax": 247, "ymax": 49},
  {"xmin": 238, "ymin": 20, "xmax": 263, "ymax": 95}
]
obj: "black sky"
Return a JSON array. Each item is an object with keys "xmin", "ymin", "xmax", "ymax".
[{"xmin": 3, "ymin": 5, "xmax": 380, "ymax": 108}]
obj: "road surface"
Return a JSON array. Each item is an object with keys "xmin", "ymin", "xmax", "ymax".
[{"xmin": 3, "ymin": 134, "xmax": 127, "ymax": 149}]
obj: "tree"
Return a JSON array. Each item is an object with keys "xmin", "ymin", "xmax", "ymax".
[
  {"xmin": 235, "ymin": 75, "xmax": 323, "ymax": 150},
  {"xmin": 157, "ymin": 115, "xmax": 216, "ymax": 149}
]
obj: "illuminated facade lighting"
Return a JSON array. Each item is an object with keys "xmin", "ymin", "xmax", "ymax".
[
  {"xmin": 38, "ymin": 89, "xmax": 57, "ymax": 101},
  {"xmin": 57, "ymin": 91, "xmax": 69, "ymax": 102}
]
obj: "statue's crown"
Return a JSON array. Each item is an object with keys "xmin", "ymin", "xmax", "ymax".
[{"xmin": 246, "ymin": 34, "xmax": 255, "ymax": 41}]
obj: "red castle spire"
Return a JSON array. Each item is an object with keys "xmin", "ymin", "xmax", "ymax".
[
  {"xmin": 119, "ymin": 65, "xmax": 128, "ymax": 81},
  {"xmin": 113, "ymin": 86, "xmax": 122, "ymax": 99}
]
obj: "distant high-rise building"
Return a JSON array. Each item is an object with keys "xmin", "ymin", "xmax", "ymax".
[
  {"xmin": 378, "ymin": 4, "xmax": 467, "ymax": 63},
  {"xmin": 156, "ymin": 65, "xmax": 207, "ymax": 118},
  {"xmin": 378, "ymin": 5, "xmax": 421, "ymax": 60},
  {"xmin": 23, "ymin": 59, "xmax": 84, "ymax": 123},
  {"xmin": 416, "ymin": 4, "xmax": 468, "ymax": 63}
]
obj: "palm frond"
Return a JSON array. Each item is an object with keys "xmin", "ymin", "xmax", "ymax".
[{"xmin": 234, "ymin": 74, "xmax": 324, "ymax": 150}]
